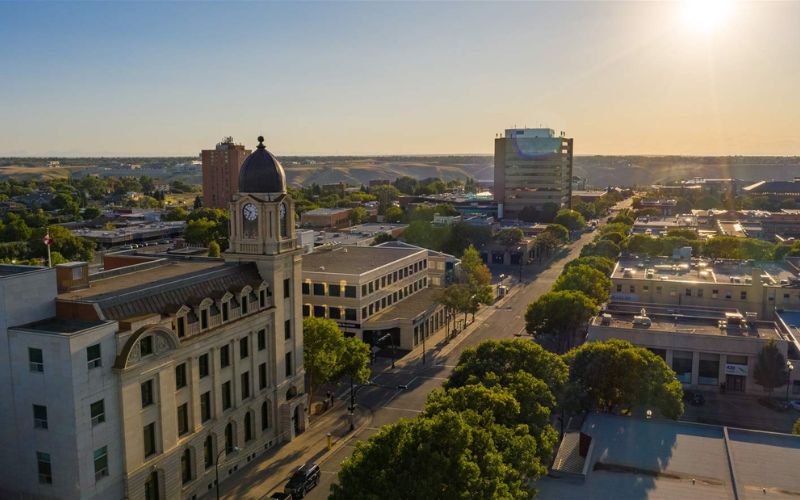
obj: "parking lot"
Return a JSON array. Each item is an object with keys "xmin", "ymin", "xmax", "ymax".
[{"xmin": 680, "ymin": 389, "xmax": 799, "ymax": 433}]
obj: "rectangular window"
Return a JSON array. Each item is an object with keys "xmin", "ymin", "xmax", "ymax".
[
  {"xmin": 616, "ymin": 284, "xmax": 622, "ymax": 293},
  {"xmin": 368, "ymin": 282, "xmax": 374, "ymax": 294},
  {"xmin": 29, "ymin": 347, "xmax": 44, "ymax": 372},
  {"xmin": 361, "ymin": 284, "xmax": 367, "ymax": 296},
  {"xmin": 685, "ymin": 288, "xmax": 691, "ymax": 297},
  {"xmin": 143, "ymin": 423, "xmax": 156, "ymax": 458},
  {"xmin": 258, "ymin": 329, "xmax": 266, "ymax": 351},
  {"xmin": 302, "ymin": 304, "xmax": 310, "ymax": 317},
  {"xmin": 37, "ymin": 452, "xmax": 52, "ymax": 484},
  {"xmin": 285, "ymin": 352, "xmax": 293, "ymax": 377},
  {"xmin": 697, "ymin": 289, "xmax": 703, "ymax": 298},
  {"xmin": 87, "ymin": 344, "xmax": 102, "ymax": 369},
  {"xmin": 177, "ymin": 403, "xmax": 189, "ymax": 436},
  {"xmin": 302, "ymin": 282, "xmax": 310, "ymax": 295},
  {"xmin": 222, "ymin": 302, "xmax": 229, "ymax": 322},
  {"xmin": 381, "ymin": 276, "xmax": 386, "ymax": 288},
  {"xmin": 259, "ymin": 289, "xmax": 266, "ymax": 308},
  {"xmin": 222, "ymin": 381, "xmax": 232, "ymax": 410},
  {"xmin": 220, "ymin": 345, "xmax": 230, "ymax": 368},
  {"xmin": 177, "ymin": 316, "xmax": 186, "ymax": 338},
  {"xmin": 698, "ymin": 353, "xmax": 720, "ymax": 385},
  {"xmin": 285, "ymin": 319, "xmax": 292, "ymax": 340},
  {"xmin": 656, "ymin": 286, "xmax": 662, "ymax": 294},
  {"xmin": 241, "ymin": 295, "xmax": 249, "ymax": 315},
  {"xmin": 199, "ymin": 353, "xmax": 209, "ymax": 378},
  {"xmin": 672, "ymin": 351, "xmax": 693, "ymax": 384},
  {"xmin": 259, "ymin": 363, "xmax": 267, "ymax": 390},
  {"xmin": 33, "ymin": 404, "xmax": 48, "ymax": 429},
  {"xmin": 629, "ymin": 285, "xmax": 635, "ymax": 293},
  {"xmin": 284, "ymin": 278, "xmax": 291, "ymax": 298},
  {"xmin": 94, "ymin": 446, "xmax": 108, "ymax": 481},
  {"xmin": 368, "ymin": 304, "xmax": 374, "ymax": 315},
  {"xmin": 175, "ymin": 363, "xmax": 187, "ymax": 390},
  {"xmin": 240, "ymin": 337, "xmax": 249, "ymax": 359},
  {"xmin": 200, "ymin": 391, "xmax": 211, "ymax": 422},
  {"xmin": 329, "ymin": 307, "xmax": 341, "ymax": 320},
  {"xmin": 345, "ymin": 308, "xmax": 357, "ymax": 321},
  {"xmin": 329, "ymin": 284, "xmax": 341, "ymax": 297},
  {"xmin": 362, "ymin": 307, "xmax": 367, "ymax": 319},
  {"xmin": 313, "ymin": 305, "xmax": 325, "ymax": 318},
  {"xmin": 345, "ymin": 285, "xmax": 356, "ymax": 298},
  {"xmin": 241, "ymin": 372, "xmax": 250, "ymax": 400},
  {"xmin": 712, "ymin": 289, "xmax": 719, "ymax": 298},
  {"xmin": 201, "ymin": 309, "xmax": 208, "ymax": 329},
  {"xmin": 740, "ymin": 291, "xmax": 747, "ymax": 300},
  {"xmin": 141, "ymin": 380, "xmax": 154, "ymax": 408},
  {"xmin": 313, "ymin": 283, "xmax": 325, "ymax": 296},
  {"xmin": 140, "ymin": 336, "xmax": 153, "ymax": 356},
  {"xmin": 91, "ymin": 399, "xmax": 106, "ymax": 426}
]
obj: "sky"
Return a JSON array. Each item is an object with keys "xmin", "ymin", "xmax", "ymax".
[{"xmin": 1, "ymin": 1, "xmax": 799, "ymax": 157}]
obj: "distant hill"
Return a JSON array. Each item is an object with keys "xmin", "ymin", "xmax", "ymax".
[{"xmin": 1, "ymin": 155, "xmax": 798, "ymax": 188}]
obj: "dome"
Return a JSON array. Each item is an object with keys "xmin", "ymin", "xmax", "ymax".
[{"xmin": 238, "ymin": 136, "xmax": 286, "ymax": 194}]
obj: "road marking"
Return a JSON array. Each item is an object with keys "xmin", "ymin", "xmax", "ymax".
[
  {"xmin": 418, "ymin": 376, "xmax": 448, "ymax": 381},
  {"xmin": 382, "ymin": 406, "xmax": 422, "ymax": 413}
]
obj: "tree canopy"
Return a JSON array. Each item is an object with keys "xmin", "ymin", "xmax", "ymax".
[
  {"xmin": 525, "ymin": 290, "xmax": 599, "ymax": 353},
  {"xmin": 554, "ymin": 209, "xmax": 586, "ymax": 231},
  {"xmin": 552, "ymin": 264, "xmax": 611, "ymax": 304},
  {"xmin": 753, "ymin": 340, "xmax": 788, "ymax": 397},
  {"xmin": 564, "ymin": 256, "xmax": 615, "ymax": 277}
]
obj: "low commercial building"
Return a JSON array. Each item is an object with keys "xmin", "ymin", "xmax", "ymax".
[
  {"xmin": 588, "ymin": 301, "xmax": 799, "ymax": 394},
  {"xmin": 71, "ymin": 221, "xmax": 186, "ymax": 248},
  {"xmin": 541, "ymin": 413, "xmax": 800, "ymax": 498},
  {"xmin": 610, "ymin": 256, "xmax": 800, "ymax": 321},
  {"xmin": 631, "ymin": 215, "xmax": 698, "ymax": 236},
  {"xmin": 300, "ymin": 208, "xmax": 352, "ymax": 229},
  {"xmin": 301, "ymin": 246, "xmax": 451, "ymax": 351}
]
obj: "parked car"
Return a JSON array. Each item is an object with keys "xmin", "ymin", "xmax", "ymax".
[
  {"xmin": 683, "ymin": 390, "xmax": 705, "ymax": 406},
  {"xmin": 789, "ymin": 400, "xmax": 800, "ymax": 411},
  {"xmin": 284, "ymin": 462, "xmax": 320, "ymax": 498}
]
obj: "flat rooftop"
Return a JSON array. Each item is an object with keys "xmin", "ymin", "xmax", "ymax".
[
  {"xmin": 302, "ymin": 208, "xmax": 351, "ymax": 216},
  {"xmin": 12, "ymin": 317, "xmax": 107, "ymax": 335},
  {"xmin": 593, "ymin": 302, "xmax": 782, "ymax": 340},
  {"xmin": 0, "ymin": 264, "xmax": 48, "ymax": 277},
  {"xmin": 302, "ymin": 246, "xmax": 424, "ymax": 276},
  {"xmin": 364, "ymin": 287, "xmax": 439, "ymax": 325},
  {"xmin": 538, "ymin": 413, "xmax": 800, "ymax": 500},
  {"xmin": 613, "ymin": 256, "xmax": 799, "ymax": 286}
]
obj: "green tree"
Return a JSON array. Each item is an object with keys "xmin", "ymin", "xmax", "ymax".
[
  {"xmin": 793, "ymin": 418, "xmax": 800, "ymax": 435},
  {"xmin": 495, "ymin": 227, "xmax": 524, "ymax": 248},
  {"xmin": 28, "ymin": 226, "xmax": 95, "ymax": 262},
  {"xmin": 562, "ymin": 339, "xmax": 684, "ymax": 419},
  {"xmin": 460, "ymin": 245, "xmax": 494, "ymax": 319},
  {"xmin": 370, "ymin": 184, "xmax": 401, "ymax": 214},
  {"xmin": 525, "ymin": 290, "xmax": 599, "ymax": 353},
  {"xmin": 1, "ymin": 215, "xmax": 32, "ymax": 242},
  {"xmin": 554, "ymin": 209, "xmax": 586, "ymax": 231},
  {"xmin": 350, "ymin": 206, "xmax": 368, "ymax": 225},
  {"xmin": 184, "ymin": 218, "xmax": 219, "ymax": 246},
  {"xmin": 542, "ymin": 224, "xmax": 569, "ymax": 243},
  {"xmin": 207, "ymin": 240, "xmax": 221, "ymax": 258},
  {"xmin": 331, "ymin": 410, "xmax": 537, "ymax": 500},
  {"xmin": 164, "ymin": 207, "xmax": 189, "ymax": 221},
  {"xmin": 666, "ymin": 228, "xmax": 699, "ymax": 240},
  {"xmin": 383, "ymin": 205, "xmax": 404, "ymax": 223},
  {"xmin": 371, "ymin": 232, "xmax": 396, "ymax": 245},
  {"xmin": 564, "ymin": 256, "xmax": 615, "ymax": 277},
  {"xmin": 599, "ymin": 231, "xmax": 626, "ymax": 245},
  {"xmin": 703, "ymin": 236, "xmax": 742, "ymax": 259},
  {"xmin": 82, "ymin": 207, "xmax": 101, "ymax": 220},
  {"xmin": 753, "ymin": 340, "xmax": 788, "ymax": 398},
  {"xmin": 447, "ymin": 339, "xmax": 569, "ymax": 393},
  {"xmin": 580, "ymin": 239, "xmax": 621, "ymax": 259},
  {"xmin": 552, "ymin": 264, "xmax": 611, "ymax": 304}
]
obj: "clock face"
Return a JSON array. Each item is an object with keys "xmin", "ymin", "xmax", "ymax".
[{"xmin": 243, "ymin": 203, "xmax": 258, "ymax": 221}]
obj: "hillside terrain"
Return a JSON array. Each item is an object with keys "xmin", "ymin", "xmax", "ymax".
[{"xmin": 1, "ymin": 155, "xmax": 798, "ymax": 188}]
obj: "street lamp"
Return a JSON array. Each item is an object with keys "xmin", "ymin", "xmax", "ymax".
[
  {"xmin": 786, "ymin": 361, "xmax": 794, "ymax": 404},
  {"xmin": 215, "ymin": 445, "xmax": 240, "ymax": 500}
]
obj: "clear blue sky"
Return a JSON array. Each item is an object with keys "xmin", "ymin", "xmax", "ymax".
[{"xmin": 1, "ymin": 1, "xmax": 798, "ymax": 156}]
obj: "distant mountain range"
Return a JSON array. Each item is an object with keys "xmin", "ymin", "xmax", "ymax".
[{"xmin": 2, "ymin": 155, "xmax": 799, "ymax": 188}]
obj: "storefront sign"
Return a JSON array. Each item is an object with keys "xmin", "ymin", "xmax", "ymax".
[{"xmin": 725, "ymin": 363, "xmax": 748, "ymax": 376}]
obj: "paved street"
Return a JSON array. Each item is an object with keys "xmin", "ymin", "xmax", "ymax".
[{"xmin": 212, "ymin": 204, "xmax": 627, "ymax": 500}]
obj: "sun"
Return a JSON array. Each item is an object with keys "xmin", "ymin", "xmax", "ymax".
[{"xmin": 682, "ymin": 0, "xmax": 733, "ymax": 34}]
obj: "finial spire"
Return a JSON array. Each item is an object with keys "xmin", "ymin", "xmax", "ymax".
[{"xmin": 257, "ymin": 135, "xmax": 265, "ymax": 149}]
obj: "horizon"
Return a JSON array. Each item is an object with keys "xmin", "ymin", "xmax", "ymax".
[{"xmin": 2, "ymin": 1, "xmax": 799, "ymax": 156}]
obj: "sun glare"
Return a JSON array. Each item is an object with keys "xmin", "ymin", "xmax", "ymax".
[{"xmin": 682, "ymin": 0, "xmax": 733, "ymax": 34}]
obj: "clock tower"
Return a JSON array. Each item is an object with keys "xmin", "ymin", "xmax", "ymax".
[{"xmin": 225, "ymin": 135, "xmax": 306, "ymax": 437}]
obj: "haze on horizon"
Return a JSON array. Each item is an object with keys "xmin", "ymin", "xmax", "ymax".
[{"xmin": 1, "ymin": 1, "xmax": 798, "ymax": 158}]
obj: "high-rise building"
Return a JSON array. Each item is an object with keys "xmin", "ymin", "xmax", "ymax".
[
  {"xmin": 201, "ymin": 137, "xmax": 251, "ymax": 209},
  {"xmin": 493, "ymin": 128, "xmax": 573, "ymax": 219}
]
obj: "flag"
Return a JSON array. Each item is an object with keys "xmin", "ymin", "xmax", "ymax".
[{"xmin": 43, "ymin": 233, "xmax": 52, "ymax": 246}]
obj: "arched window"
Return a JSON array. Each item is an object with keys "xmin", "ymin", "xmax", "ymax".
[
  {"xmin": 203, "ymin": 435, "xmax": 213, "ymax": 469},
  {"xmin": 279, "ymin": 203, "xmax": 288, "ymax": 237},
  {"xmin": 244, "ymin": 412, "xmax": 253, "ymax": 442},
  {"xmin": 144, "ymin": 470, "xmax": 159, "ymax": 500},
  {"xmin": 180, "ymin": 448, "xmax": 192, "ymax": 484},
  {"xmin": 261, "ymin": 401, "xmax": 270, "ymax": 430},
  {"xmin": 224, "ymin": 423, "xmax": 235, "ymax": 453}
]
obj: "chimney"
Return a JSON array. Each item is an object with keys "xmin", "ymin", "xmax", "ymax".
[{"xmin": 55, "ymin": 262, "xmax": 90, "ymax": 293}]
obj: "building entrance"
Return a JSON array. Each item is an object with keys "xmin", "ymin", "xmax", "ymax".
[{"xmin": 726, "ymin": 374, "xmax": 746, "ymax": 393}]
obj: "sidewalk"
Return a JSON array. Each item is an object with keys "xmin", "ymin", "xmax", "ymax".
[{"xmin": 210, "ymin": 401, "xmax": 370, "ymax": 499}]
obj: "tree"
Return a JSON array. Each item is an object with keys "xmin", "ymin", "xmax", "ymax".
[
  {"xmin": 599, "ymin": 231, "xmax": 626, "ymax": 245},
  {"xmin": 331, "ymin": 410, "xmax": 538, "ymax": 500},
  {"xmin": 542, "ymin": 224, "xmax": 569, "ymax": 243},
  {"xmin": 447, "ymin": 339, "xmax": 568, "ymax": 392},
  {"xmin": 383, "ymin": 206, "xmax": 403, "ymax": 223},
  {"xmin": 370, "ymin": 184, "xmax": 401, "ymax": 214},
  {"xmin": 207, "ymin": 240, "xmax": 221, "ymax": 257},
  {"xmin": 184, "ymin": 218, "xmax": 219, "ymax": 246},
  {"xmin": 193, "ymin": 195, "xmax": 202, "ymax": 209},
  {"xmin": 495, "ymin": 228, "xmax": 524, "ymax": 248},
  {"xmin": 82, "ymin": 207, "xmax": 101, "ymax": 220},
  {"xmin": 552, "ymin": 264, "xmax": 611, "ymax": 304},
  {"xmin": 371, "ymin": 232, "xmax": 396, "ymax": 245},
  {"xmin": 666, "ymin": 228, "xmax": 699, "ymax": 240},
  {"xmin": 1, "ymin": 215, "xmax": 32, "ymax": 242},
  {"xmin": 562, "ymin": 339, "xmax": 684, "ymax": 419},
  {"xmin": 525, "ymin": 290, "xmax": 599, "ymax": 353},
  {"xmin": 564, "ymin": 256, "xmax": 615, "ymax": 277},
  {"xmin": 580, "ymin": 239, "xmax": 621, "ymax": 259},
  {"xmin": 793, "ymin": 418, "xmax": 800, "ymax": 436},
  {"xmin": 303, "ymin": 318, "xmax": 371, "ymax": 411},
  {"xmin": 460, "ymin": 246, "xmax": 493, "ymax": 319},
  {"xmin": 350, "ymin": 206, "xmax": 368, "ymax": 225},
  {"xmin": 164, "ymin": 207, "xmax": 189, "ymax": 221},
  {"xmin": 753, "ymin": 340, "xmax": 788, "ymax": 398},
  {"xmin": 554, "ymin": 209, "xmax": 586, "ymax": 231},
  {"xmin": 28, "ymin": 226, "xmax": 95, "ymax": 262}
]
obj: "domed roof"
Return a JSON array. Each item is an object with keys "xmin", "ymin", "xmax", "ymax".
[{"xmin": 238, "ymin": 136, "xmax": 286, "ymax": 194}]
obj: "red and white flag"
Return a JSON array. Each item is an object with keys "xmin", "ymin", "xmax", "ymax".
[{"xmin": 43, "ymin": 233, "xmax": 52, "ymax": 246}]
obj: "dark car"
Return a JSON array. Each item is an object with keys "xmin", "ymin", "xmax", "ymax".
[
  {"xmin": 683, "ymin": 390, "xmax": 705, "ymax": 406},
  {"xmin": 284, "ymin": 462, "xmax": 320, "ymax": 498}
]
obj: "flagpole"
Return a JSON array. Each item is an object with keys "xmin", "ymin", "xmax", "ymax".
[{"xmin": 45, "ymin": 227, "xmax": 52, "ymax": 268}]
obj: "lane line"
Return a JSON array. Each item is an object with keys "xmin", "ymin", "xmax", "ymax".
[{"xmin": 382, "ymin": 406, "xmax": 423, "ymax": 413}]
